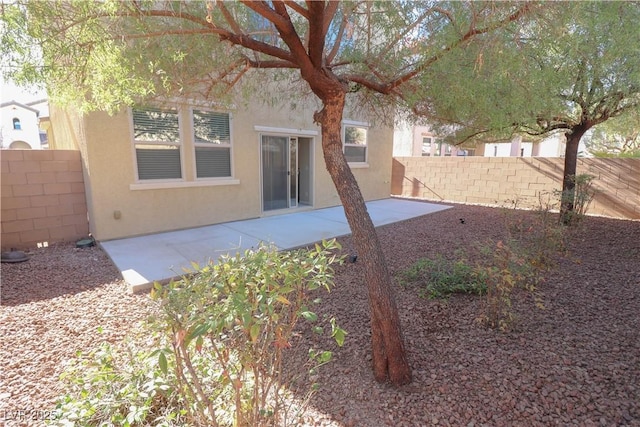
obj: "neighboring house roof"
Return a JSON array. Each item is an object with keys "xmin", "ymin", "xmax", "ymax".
[
  {"xmin": 26, "ymin": 99, "xmax": 50, "ymax": 118},
  {"xmin": 25, "ymin": 98, "xmax": 48, "ymax": 106},
  {"xmin": 0, "ymin": 100, "xmax": 40, "ymax": 116},
  {"xmin": 1, "ymin": 100, "xmax": 45, "ymax": 149}
]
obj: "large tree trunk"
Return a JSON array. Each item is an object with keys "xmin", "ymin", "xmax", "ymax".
[
  {"xmin": 560, "ymin": 127, "xmax": 587, "ymax": 224},
  {"xmin": 315, "ymin": 92, "xmax": 412, "ymax": 386}
]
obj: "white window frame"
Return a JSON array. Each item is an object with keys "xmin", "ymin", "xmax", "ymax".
[
  {"xmin": 130, "ymin": 106, "xmax": 184, "ymax": 182},
  {"xmin": 190, "ymin": 108, "xmax": 234, "ymax": 180},
  {"xmin": 422, "ymin": 136, "xmax": 433, "ymax": 156},
  {"xmin": 342, "ymin": 119, "xmax": 369, "ymax": 166}
]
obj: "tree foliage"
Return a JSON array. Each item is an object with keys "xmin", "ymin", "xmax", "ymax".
[
  {"xmin": 1, "ymin": 0, "xmax": 535, "ymax": 385},
  {"xmin": 2, "ymin": 1, "xmax": 533, "ymax": 115},
  {"xmin": 424, "ymin": 2, "xmax": 640, "ymax": 141},
  {"xmin": 417, "ymin": 1, "xmax": 640, "ymax": 221},
  {"xmin": 585, "ymin": 112, "xmax": 640, "ymax": 158}
]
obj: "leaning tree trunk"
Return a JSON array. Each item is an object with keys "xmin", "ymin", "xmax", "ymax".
[
  {"xmin": 315, "ymin": 92, "xmax": 412, "ymax": 386},
  {"xmin": 560, "ymin": 127, "xmax": 587, "ymax": 224}
]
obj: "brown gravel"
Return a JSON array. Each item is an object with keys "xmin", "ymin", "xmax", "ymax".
[{"xmin": 1, "ymin": 202, "xmax": 639, "ymax": 426}]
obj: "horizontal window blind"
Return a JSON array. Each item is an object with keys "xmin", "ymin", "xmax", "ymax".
[
  {"xmin": 344, "ymin": 146, "xmax": 366, "ymax": 163},
  {"xmin": 133, "ymin": 108, "xmax": 180, "ymax": 142},
  {"xmin": 196, "ymin": 147, "xmax": 231, "ymax": 178},
  {"xmin": 193, "ymin": 110, "xmax": 231, "ymax": 144},
  {"xmin": 136, "ymin": 148, "xmax": 182, "ymax": 180}
]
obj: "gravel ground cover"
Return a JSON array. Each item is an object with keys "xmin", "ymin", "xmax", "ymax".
[{"xmin": 1, "ymin": 202, "xmax": 639, "ymax": 426}]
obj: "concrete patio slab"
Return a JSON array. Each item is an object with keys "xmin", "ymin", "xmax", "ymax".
[{"xmin": 100, "ymin": 198, "xmax": 451, "ymax": 292}]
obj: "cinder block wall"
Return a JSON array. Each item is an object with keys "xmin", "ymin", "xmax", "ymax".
[
  {"xmin": 1, "ymin": 150, "xmax": 89, "ymax": 250},
  {"xmin": 391, "ymin": 157, "xmax": 640, "ymax": 220}
]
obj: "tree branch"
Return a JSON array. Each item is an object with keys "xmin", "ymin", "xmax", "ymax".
[
  {"xmin": 382, "ymin": 3, "xmax": 534, "ymax": 93},
  {"xmin": 241, "ymin": 0, "xmax": 312, "ymax": 68},
  {"xmin": 50, "ymin": 5, "xmax": 299, "ymax": 65},
  {"xmin": 242, "ymin": 1, "xmax": 314, "ymax": 76},
  {"xmin": 323, "ymin": 1, "xmax": 340, "ymax": 37},
  {"xmin": 376, "ymin": 6, "xmax": 440, "ymax": 61},
  {"xmin": 284, "ymin": 0, "xmax": 309, "ymax": 19},
  {"xmin": 241, "ymin": 1, "xmax": 291, "ymax": 30},
  {"xmin": 119, "ymin": 28, "xmax": 217, "ymax": 40},
  {"xmin": 307, "ymin": 1, "xmax": 327, "ymax": 67},
  {"xmin": 243, "ymin": 56, "xmax": 300, "ymax": 69},
  {"xmin": 216, "ymin": 1, "xmax": 243, "ymax": 34},
  {"xmin": 326, "ymin": 3, "xmax": 353, "ymax": 64}
]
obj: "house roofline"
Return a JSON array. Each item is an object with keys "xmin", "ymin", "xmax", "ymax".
[{"xmin": 0, "ymin": 100, "xmax": 40, "ymax": 115}]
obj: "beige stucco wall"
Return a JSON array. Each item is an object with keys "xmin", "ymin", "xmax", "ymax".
[{"xmin": 50, "ymin": 98, "xmax": 392, "ymax": 241}]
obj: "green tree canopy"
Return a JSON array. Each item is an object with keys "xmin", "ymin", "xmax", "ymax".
[
  {"xmin": 417, "ymin": 1, "xmax": 640, "ymax": 220},
  {"xmin": 585, "ymin": 111, "xmax": 640, "ymax": 158},
  {"xmin": 1, "ymin": 0, "xmax": 535, "ymax": 385}
]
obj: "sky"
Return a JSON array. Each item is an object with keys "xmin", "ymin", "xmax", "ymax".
[{"xmin": 0, "ymin": 77, "xmax": 47, "ymax": 105}]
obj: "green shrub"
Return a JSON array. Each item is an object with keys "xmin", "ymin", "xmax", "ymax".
[
  {"xmin": 400, "ymin": 254, "xmax": 487, "ymax": 299},
  {"xmin": 557, "ymin": 173, "xmax": 597, "ymax": 225},
  {"xmin": 476, "ymin": 195, "xmax": 571, "ymax": 331},
  {"xmin": 50, "ymin": 240, "xmax": 345, "ymax": 427},
  {"xmin": 400, "ymin": 194, "xmax": 571, "ymax": 332},
  {"xmin": 475, "ymin": 239, "xmax": 546, "ymax": 332},
  {"xmin": 50, "ymin": 335, "xmax": 184, "ymax": 426}
]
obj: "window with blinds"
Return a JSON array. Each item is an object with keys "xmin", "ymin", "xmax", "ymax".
[
  {"xmin": 193, "ymin": 109, "xmax": 232, "ymax": 178},
  {"xmin": 343, "ymin": 125, "xmax": 367, "ymax": 163},
  {"xmin": 132, "ymin": 107, "xmax": 182, "ymax": 180}
]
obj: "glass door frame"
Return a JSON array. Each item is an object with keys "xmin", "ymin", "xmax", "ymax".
[{"xmin": 260, "ymin": 134, "xmax": 299, "ymax": 212}]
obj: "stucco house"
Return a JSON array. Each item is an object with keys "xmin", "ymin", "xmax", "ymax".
[
  {"xmin": 393, "ymin": 123, "xmax": 471, "ymax": 157},
  {"xmin": 394, "ymin": 121, "xmax": 572, "ymax": 159},
  {"xmin": 0, "ymin": 100, "xmax": 45, "ymax": 150},
  {"xmin": 478, "ymin": 134, "xmax": 569, "ymax": 158},
  {"xmin": 48, "ymin": 97, "xmax": 393, "ymax": 242}
]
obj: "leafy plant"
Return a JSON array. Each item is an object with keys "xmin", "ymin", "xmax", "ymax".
[
  {"xmin": 557, "ymin": 173, "xmax": 597, "ymax": 225},
  {"xmin": 400, "ymin": 194, "xmax": 571, "ymax": 332},
  {"xmin": 50, "ymin": 240, "xmax": 345, "ymax": 426},
  {"xmin": 475, "ymin": 239, "xmax": 546, "ymax": 332},
  {"xmin": 149, "ymin": 240, "xmax": 346, "ymax": 426},
  {"xmin": 477, "ymin": 195, "xmax": 569, "ymax": 331},
  {"xmin": 50, "ymin": 334, "xmax": 184, "ymax": 426},
  {"xmin": 400, "ymin": 254, "xmax": 487, "ymax": 299}
]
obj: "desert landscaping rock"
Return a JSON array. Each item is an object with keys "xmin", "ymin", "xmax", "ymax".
[{"xmin": 1, "ymin": 203, "xmax": 638, "ymax": 426}]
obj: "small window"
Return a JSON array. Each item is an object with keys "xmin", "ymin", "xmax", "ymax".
[
  {"xmin": 12, "ymin": 118, "xmax": 21, "ymax": 130},
  {"xmin": 193, "ymin": 109, "xmax": 232, "ymax": 178},
  {"xmin": 445, "ymin": 144, "xmax": 452, "ymax": 156},
  {"xmin": 421, "ymin": 137, "xmax": 432, "ymax": 156},
  {"xmin": 132, "ymin": 107, "xmax": 182, "ymax": 180},
  {"xmin": 343, "ymin": 125, "xmax": 367, "ymax": 163}
]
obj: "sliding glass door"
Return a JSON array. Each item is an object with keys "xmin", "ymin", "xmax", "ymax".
[{"xmin": 261, "ymin": 136, "xmax": 298, "ymax": 211}]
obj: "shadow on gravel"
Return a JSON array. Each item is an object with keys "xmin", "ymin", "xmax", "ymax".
[
  {"xmin": 288, "ymin": 207, "xmax": 640, "ymax": 426},
  {"xmin": 0, "ymin": 242, "xmax": 123, "ymax": 306}
]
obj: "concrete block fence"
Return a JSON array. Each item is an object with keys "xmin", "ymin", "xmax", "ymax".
[
  {"xmin": 1, "ymin": 150, "xmax": 89, "ymax": 250},
  {"xmin": 391, "ymin": 157, "xmax": 640, "ymax": 220}
]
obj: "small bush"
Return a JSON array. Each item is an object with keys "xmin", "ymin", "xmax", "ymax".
[
  {"xmin": 400, "ymin": 254, "xmax": 487, "ymax": 299},
  {"xmin": 50, "ymin": 335, "xmax": 184, "ymax": 426},
  {"xmin": 50, "ymin": 240, "xmax": 345, "ymax": 427},
  {"xmin": 149, "ymin": 240, "xmax": 346, "ymax": 426},
  {"xmin": 475, "ymin": 239, "xmax": 546, "ymax": 332},
  {"xmin": 557, "ymin": 173, "xmax": 596, "ymax": 225},
  {"xmin": 400, "ymin": 193, "xmax": 571, "ymax": 332}
]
